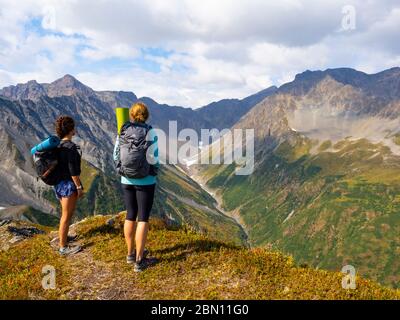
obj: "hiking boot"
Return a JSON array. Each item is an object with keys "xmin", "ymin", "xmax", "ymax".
[
  {"xmin": 59, "ymin": 245, "xmax": 82, "ymax": 256},
  {"xmin": 127, "ymin": 248, "xmax": 149, "ymax": 264}
]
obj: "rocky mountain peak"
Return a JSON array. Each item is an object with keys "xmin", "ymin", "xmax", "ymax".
[
  {"xmin": 277, "ymin": 66, "xmax": 400, "ymax": 100},
  {"xmin": 0, "ymin": 74, "xmax": 95, "ymax": 100},
  {"xmin": 45, "ymin": 74, "xmax": 94, "ymax": 97},
  {"xmin": 26, "ymin": 79, "xmax": 39, "ymax": 86},
  {"xmin": 0, "ymin": 79, "xmax": 46, "ymax": 100}
]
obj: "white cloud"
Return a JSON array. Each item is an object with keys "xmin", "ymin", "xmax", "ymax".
[
  {"xmin": 0, "ymin": 0, "xmax": 399, "ymax": 107},
  {"xmin": 80, "ymin": 43, "xmax": 140, "ymax": 61}
]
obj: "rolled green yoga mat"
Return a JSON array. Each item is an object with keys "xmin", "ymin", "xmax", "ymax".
[{"xmin": 116, "ymin": 107, "xmax": 130, "ymax": 134}]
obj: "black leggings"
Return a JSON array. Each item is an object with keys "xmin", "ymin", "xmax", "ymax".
[{"xmin": 122, "ymin": 184, "xmax": 156, "ymax": 222}]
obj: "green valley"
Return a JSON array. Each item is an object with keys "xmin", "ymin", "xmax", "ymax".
[{"xmin": 198, "ymin": 136, "xmax": 400, "ymax": 288}]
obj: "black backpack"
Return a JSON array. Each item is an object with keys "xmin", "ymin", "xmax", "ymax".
[
  {"xmin": 33, "ymin": 148, "xmax": 61, "ymax": 186},
  {"xmin": 117, "ymin": 122, "xmax": 157, "ymax": 179}
]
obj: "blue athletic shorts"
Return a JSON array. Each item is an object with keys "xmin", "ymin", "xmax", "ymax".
[{"xmin": 54, "ymin": 180, "xmax": 77, "ymax": 200}]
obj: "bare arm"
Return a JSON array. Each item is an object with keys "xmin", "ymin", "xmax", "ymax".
[{"xmin": 71, "ymin": 175, "xmax": 84, "ymax": 198}]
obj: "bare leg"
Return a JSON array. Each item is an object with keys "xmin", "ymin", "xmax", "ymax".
[
  {"xmin": 135, "ymin": 222, "xmax": 149, "ymax": 261},
  {"xmin": 59, "ymin": 193, "xmax": 78, "ymax": 248},
  {"xmin": 124, "ymin": 220, "xmax": 137, "ymax": 256}
]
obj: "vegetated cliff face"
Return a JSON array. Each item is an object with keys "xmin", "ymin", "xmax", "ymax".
[{"xmin": 195, "ymin": 67, "xmax": 400, "ymax": 288}]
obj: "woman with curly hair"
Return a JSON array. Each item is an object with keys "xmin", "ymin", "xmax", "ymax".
[{"xmin": 54, "ymin": 115, "xmax": 83, "ymax": 256}]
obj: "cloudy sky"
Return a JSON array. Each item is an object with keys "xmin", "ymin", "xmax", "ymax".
[{"xmin": 0, "ymin": 0, "xmax": 399, "ymax": 107}]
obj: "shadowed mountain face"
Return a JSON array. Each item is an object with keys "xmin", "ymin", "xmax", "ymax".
[{"xmin": 194, "ymin": 67, "xmax": 400, "ymax": 288}]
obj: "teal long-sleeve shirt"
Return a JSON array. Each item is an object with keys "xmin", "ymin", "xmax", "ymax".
[{"xmin": 113, "ymin": 127, "xmax": 159, "ymax": 185}]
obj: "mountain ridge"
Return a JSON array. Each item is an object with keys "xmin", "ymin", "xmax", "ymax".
[
  {"xmin": 3, "ymin": 66, "xmax": 399, "ymax": 106},
  {"xmin": 0, "ymin": 73, "xmax": 276, "ymax": 111},
  {"xmin": 281, "ymin": 67, "xmax": 400, "ymax": 101}
]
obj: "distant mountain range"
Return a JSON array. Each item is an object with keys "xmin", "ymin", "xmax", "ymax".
[
  {"xmin": 0, "ymin": 74, "xmax": 275, "ymax": 245},
  {"xmin": 193, "ymin": 66, "xmax": 400, "ymax": 288},
  {"xmin": 0, "ymin": 74, "xmax": 277, "ymax": 134}
]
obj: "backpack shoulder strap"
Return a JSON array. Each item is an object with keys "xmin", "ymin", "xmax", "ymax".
[
  {"xmin": 144, "ymin": 124, "xmax": 152, "ymax": 136},
  {"xmin": 120, "ymin": 121, "xmax": 133, "ymax": 136},
  {"xmin": 59, "ymin": 141, "xmax": 81, "ymax": 156}
]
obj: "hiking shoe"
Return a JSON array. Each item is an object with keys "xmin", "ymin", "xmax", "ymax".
[
  {"xmin": 59, "ymin": 245, "xmax": 82, "ymax": 256},
  {"xmin": 134, "ymin": 258, "xmax": 151, "ymax": 273},
  {"xmin": 127, "ymin": 248, "xmax": 149, "ymax": 264}
]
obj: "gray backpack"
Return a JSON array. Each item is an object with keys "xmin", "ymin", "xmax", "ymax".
[{"xmin": 117, "ymin": 122, "xmax": 157, "ymax": 179}]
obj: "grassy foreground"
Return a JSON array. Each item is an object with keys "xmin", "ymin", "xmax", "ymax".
[{"xmin": 0, "ymin": 214, "xmax": 399, "ymax": 300}]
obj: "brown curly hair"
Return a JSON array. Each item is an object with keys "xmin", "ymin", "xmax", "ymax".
[
  {"xmin": 129, "ymin": 102, "xmax": 149, "ymax": 123},
  {"xmin": 55, "ymin": 116, "xmax": 75, "ymax": 139}
]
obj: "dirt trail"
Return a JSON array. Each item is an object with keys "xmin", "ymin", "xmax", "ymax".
[
  {"xmin": 50, "ymin": 229, "xmax": 144, "ymax": 300},
  {"xmin": 64, "ymin": 250, "xmax": 135, "ymax": 299}
]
